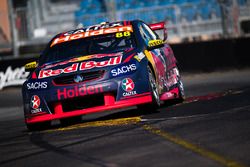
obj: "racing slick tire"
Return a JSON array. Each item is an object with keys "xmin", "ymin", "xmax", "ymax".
[
  {"xmin": 137, "ymin": 65, "xmax": 160, "ymax": 112},
  {"xmin": 26, "ymin": 121, "xmax": 51, "ymax": 131},
  {"xmin": 177, "ymin": 79, "xmax": 185, "ymax": 102}
]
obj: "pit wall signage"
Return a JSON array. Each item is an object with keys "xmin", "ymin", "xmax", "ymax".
[
  {"xmin": 0, "ymin": 66, "xmax": 29, "ymax": 90},
  {"xmin": 0, "ymin": 57, "xmax": 38, "ymax": 90}
]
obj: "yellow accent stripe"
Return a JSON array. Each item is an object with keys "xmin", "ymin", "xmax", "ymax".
[
  {"xmin": 45, "ymin": 117, "xmax": 141, "ymax": 133},
  {"xmin": 144, "ymin": 50, "xmax": 158, "ymax": 84},
  {"xmin": 142, "ymin": 125, "xmax": 246, "ymax": 167},
  {"xmin": 144, "ymin": 50, "xmax": 155, "ymax": 69}
]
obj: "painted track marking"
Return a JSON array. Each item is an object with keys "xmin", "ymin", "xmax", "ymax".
[
  {"xmin": 142, "ymin": 124, "xmax": 246, "ymax": 167},
  {"xmin": 44, "ymin": 117, "xmax": 141, "ymax": 133}
]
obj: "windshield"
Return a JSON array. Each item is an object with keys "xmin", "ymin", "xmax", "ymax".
[{"xmin": 39, "ymin": 32, "xmax": 136, "ymax": 65}]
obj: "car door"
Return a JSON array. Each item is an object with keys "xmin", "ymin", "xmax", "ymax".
[{"xmin": 138, "ymin": 22, "xmax": 168, "ymax": 93}]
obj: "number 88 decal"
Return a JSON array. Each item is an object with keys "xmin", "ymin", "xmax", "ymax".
[{"xmin": 116, "ymin": 31, "xmax": 131, "ymax": 38}]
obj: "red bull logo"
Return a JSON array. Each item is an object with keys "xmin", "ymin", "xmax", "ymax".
[{"xmin": 39, "ymin": 56, "xmax": 122, "ymax": 79}]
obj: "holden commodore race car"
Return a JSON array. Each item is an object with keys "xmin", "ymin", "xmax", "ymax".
[{"xmin": 22, "ymin": 20, "xmax": 185, "ymax": 130}]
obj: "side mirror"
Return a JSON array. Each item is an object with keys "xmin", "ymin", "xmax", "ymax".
[
  {"xmin": 25, "ymin": 61, "xmax": 37, "ymax": 72},
  {"xmin": 147, "ymin": 39, "xmax": 164, "ymax": 50}
]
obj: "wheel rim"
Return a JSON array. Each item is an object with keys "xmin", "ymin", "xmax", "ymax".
[{"xmin": 148, "ymin": 68, "xmax": 160, "ymax": 106}]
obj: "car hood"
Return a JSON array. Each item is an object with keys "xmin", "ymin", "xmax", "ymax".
[{"xmin": 35, "ymin": 48, "xmax": 138, "ymax": 79}]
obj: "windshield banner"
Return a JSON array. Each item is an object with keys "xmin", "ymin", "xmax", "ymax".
[{"xmin": 51, "ymin": 25, "xmax": 133, "ymax": 47}]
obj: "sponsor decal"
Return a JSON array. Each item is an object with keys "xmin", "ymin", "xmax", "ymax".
[
  {"xmin": 134, "ymin": 52, "xmax": 145, "ymax": 62},
  {"xmin": 63, "ymin": 22, "xmax": 124, "ymax": 36},
  {"xmin": 165, "ymin": 92, "xmax": 174, "ymax": 98},
  {"xmin": 44, "ymin": 52, "xmax": 122, "ymax": 69},
  {"xmin": 166, "ymin": 68, "xmax": 179, "ymax": 87},
  {"xmin": 167, "ymin": 76, "xmax": 178, "ymax": 87},
  {"xmin": 39, "ymin": 63, "xmax": 78, "ymax": 79},
  {"xmin": 115, "ymin": 31, "xmax": 131, "ymax": 38},
  {"xmin": 30, "ymin": 95, "xmax": 42, "ymax": 114},
  {"xmin": 173, "ymin": 67, "xmax": 180, "ymax": 76},
  {"xmin": 74, "ymin": 74, "xmax": 84, "ymax": 83},
  {"xmin": 39, "ymin": 56, "xmax": 122, "ymax": 78},
  {"xmin": 25, "ymin": 61, "xmax": 37, "ymax": 69},
  {"xmin": 0, "ymin": 66, "xmax": 29, "ymax": 90},
  {"xmin": 51, "ymin": 25, "xmax": 133, "ymax": 47},
  {"xmin": 57, "ymin": 84, "xmax": 103, "ymax": 100},
  {"xmin": 149, "ymin": 22, "xmax": 165, "ymax": 30},
  {"xmin": 148, "ymin": 39, "xmax": 164, "ymax": 47},
  {"xmin": 111, "ymin": 63, "xmax": 136, "ymax": 77},
  {"xmin": 121, "ymin": 78, "xmax": 137, "ymax": 96},
  {"xmin": 79, "ymin": 56, "xmax": 122, "ymax": 70},
  {"xmin": 27, "ymin": 81, "xmax": 47, "ymax": 90}
]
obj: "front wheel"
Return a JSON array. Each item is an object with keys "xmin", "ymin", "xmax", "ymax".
[
  {"xmin": 148, "ymin": 66, "xmax": 161, "ymax": 107},
  {"xmin": 137, "ymin": 66, "xmax": 160, "ymax": 112},
  {"xmin": 177, "ymin": 79, "xmax": 185, "ymax": 102}
]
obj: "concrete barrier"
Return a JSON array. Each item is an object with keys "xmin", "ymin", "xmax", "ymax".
[
  {"xmin": 172, "ymin": 37, "xmax": 250, "ymax": 73},
  {"xmin": 0, "ymin": 37, "xmax": 249, "ymax": 90}
]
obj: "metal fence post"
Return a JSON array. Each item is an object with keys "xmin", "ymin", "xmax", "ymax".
[{"xmin": 8, "ymin": 0, "xmax": 19, "ymax": 57}]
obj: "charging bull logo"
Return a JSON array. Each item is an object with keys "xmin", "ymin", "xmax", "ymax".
[{"xmin": 39, "ymin": 56, "xmax": 122, "ymax": 79}]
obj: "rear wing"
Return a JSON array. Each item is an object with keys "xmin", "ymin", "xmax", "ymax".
[{"xmin": 149, "ymin": 22, "xmax": 168, "ymax": 41}]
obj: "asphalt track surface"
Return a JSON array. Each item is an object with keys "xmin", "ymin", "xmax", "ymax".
[{"xmin": 0, "ymin": 69, "xmax": 250, "ymax": 167}]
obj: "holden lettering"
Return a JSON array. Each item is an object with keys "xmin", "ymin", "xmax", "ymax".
[
  {"xmin": 63, "ymin": 22, "xmax": 123, "ymax": 36},
  {"xmin": 51, "ymin": 25, "xmax": 133, "ymax": 47},
  {"xmin": 57, "ymin": 84, "xmax": 104, "ymax": 100}
]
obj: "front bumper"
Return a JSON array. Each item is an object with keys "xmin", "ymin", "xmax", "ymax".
[{"xmin": 25, "ymin": 92, "xmax": 152, "ymax": 124}]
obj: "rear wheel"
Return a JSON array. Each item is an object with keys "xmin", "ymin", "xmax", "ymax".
[
  {"xmin": 148, "ymin": 66, "xmax": 161, "ymax": 107},
  {"xmin": 177, "ymin": 79, "xmax": 185, "ymax": 102}
]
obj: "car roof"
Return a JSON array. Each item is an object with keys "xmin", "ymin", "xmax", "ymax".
[{"xmin": 55, "ymin": 20, "xmax": 140, "ymax": 38}]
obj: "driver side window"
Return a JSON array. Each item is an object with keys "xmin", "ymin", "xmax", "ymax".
[
  {"xmin": 142, "ymin": 23, "xmax": 158, "ymax": 40},
  {"xmin": 139, "ymin": 22, "xmax": 158, "ymax": 45}
]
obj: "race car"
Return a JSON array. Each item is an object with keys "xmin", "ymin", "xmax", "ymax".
[{"xmin": 22, "ymin": 20, "xmax": 185, "ymax": 130}]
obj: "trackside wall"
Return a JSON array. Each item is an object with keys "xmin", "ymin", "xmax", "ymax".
[
  {"xmin": 0, "ymin": 37, "xmax": 250, "ymax": 90},
  {"xmin": 0, "ymin": 57, "xmax": 36, "ymax": 90},
  {"xmin": 172, "ymin": 37, "xmax": 250, "ymax": 73}
]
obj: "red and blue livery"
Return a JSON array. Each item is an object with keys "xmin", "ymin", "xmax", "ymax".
[{"xmin": 22, "ymin": 20, "xmax": 185, "ymax": 130}]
